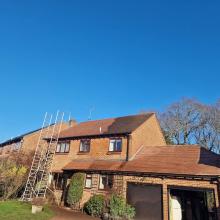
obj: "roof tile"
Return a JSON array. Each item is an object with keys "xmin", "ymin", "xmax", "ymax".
[
  {"xmin": 59, "ymin": 114, "xmax": 153, "ymax": 139},
  {"xmin": 63, "ymin": 145, "xmax": 220, "ymax": 176}
]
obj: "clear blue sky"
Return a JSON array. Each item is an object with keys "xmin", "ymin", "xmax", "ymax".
[{"xmin": 0, "ymin": 0, "xmax": 219, "ymax": 141}]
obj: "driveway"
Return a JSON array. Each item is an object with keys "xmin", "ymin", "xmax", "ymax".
[{"xmin": 51, "ymin": 206, "xmax": 99, "ymax": 220}]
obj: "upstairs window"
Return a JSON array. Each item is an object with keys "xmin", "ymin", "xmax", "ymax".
[
  {"xmin": 79, "ymin": 140, "xmax": 90, "ymax": 152},
  {"xmin": 99, "ymin": 174, "xmax": 113, "ymax": 190},
  {"xmin": 109, "ymin": 138, "xmax": 122, "ymax": 152},
  {"xmin": 56, "ymin": 142, "xmax": 70, "ymax": 153}
]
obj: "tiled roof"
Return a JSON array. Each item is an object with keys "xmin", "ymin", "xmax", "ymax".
[
  {"xmin": 63, "ymin": 145, "xmax": 220, "ymax": 177},
  {"xmin": 59, "ymin": 113, "xmax": 153, "ymax": 139},
  {"xmin": 0, "ymin": 127, "xmax": 44, "ymax": 147}
]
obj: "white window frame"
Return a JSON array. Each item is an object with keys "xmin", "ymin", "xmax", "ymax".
[
  {"xmin": 85, "ymin": 174, "xmax": 92, "ymax": 188},
  {"xmin": 109, "ymin": 138, "xmax": 122, "ymax": 152},
  {"xmin": 99, "ymin": 174, "xmax": 113, "ymax": 190},
  {"xmin": 56, "ymin": 142, "xmax": 70, "ymax": 153},
  {"xmin": 79, "ymin": 139, "xmax": 90, "ymax": 152}
]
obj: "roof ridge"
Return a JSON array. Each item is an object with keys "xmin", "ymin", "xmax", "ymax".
[{"xmin": 78, "ymin": 113, "xmax": 154, "ymax": 124}]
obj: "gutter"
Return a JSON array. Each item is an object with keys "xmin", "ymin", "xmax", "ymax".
[
  {"xmin": 62, "ymin": 168, "xmax": 219, "ymax": 181},
  {"xmin": 56, "ymin": 133, "xmax": 130, "ymax": 141}
]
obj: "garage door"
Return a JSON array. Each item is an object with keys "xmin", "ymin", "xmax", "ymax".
[{"xmin": 127, "ymin": 183, "xmax": 162, "ymax": 220}]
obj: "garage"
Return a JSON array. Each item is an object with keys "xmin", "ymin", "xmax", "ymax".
[
  {"xmin": 169, "ymin": 187, "xmax": 217, "ymax": 220},
  {"xmin": 127, "ymin": 183, "xmax": 162, "ymax": 220}
]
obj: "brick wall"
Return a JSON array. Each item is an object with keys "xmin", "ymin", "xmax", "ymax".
[
  {"xmin": 129, "ymin": 114, "xmax": 166, "ymax": 159},
  {"xmin": 122, "ymin": 175, "xmax": 220, "ymax": 220},
  {"xmin": 52, "ymin": 137, "xmax": 128, "ymax": 171},
  {"xmin": 71, "ymin": 137, "xmax": 128, "ymax": 160},
  {"xmin": 53, "ymin": 190, "xmax": 63, "ymax": 205},
  {"xmin": 0, "ymin": 142, "xmax": 21, "ymax": 156},
  {"xmin": 0, "ymin": 144, "xmax": 9, "ymax": 155}
]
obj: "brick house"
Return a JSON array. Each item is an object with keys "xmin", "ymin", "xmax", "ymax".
[
  {"xmin": 51, "ymin": 113, "xmax": 220, "ymax": 220},
  {"xmin": 1, "ymin": 113, "xmax": 220, "ymax": 219}
]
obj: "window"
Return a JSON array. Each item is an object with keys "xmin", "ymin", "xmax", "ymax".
[
  {"xmin": 85, "ymin": 174, "xmax": 92, "ymax": 188},
  {"xmin": 53, "ymin": 173, "xmax": 64, "ymax": 190},
  {"xmin": 109, "ymin": 139, "xmax": 122, "ymax": 152},
  {"xmin": 99, "ymin": 174, "xmax": 113, "ymax": 190},
  {"xmin": 79, "ymin": 140, "xmax": 90, "ymax": 152},
  {"xmin": 56, "ymin": 142, "xmax": 70, "ymax": 153}
]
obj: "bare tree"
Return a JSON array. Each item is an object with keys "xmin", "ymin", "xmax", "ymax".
[
  {"xmin": 194, "ymin": 103, "xmax": 220, "ymax": 152},
  {"xmin": 159, "ymin": 98, "xmax": 201, "ymax": 145},
  {"xmin": 159, "ymin": 98, "xmax": 220, "ymax": 153}
]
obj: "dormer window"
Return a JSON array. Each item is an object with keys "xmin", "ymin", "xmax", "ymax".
[
  {"xmin": 79, "ymin": 139, "xmax": 90, "ymax": 152},
  {"xmin": 56, "ymin": 142, "xmax": 70, "ymax": 153},
  {"xmin": 109, "ymin": 138, "xmax": 122, "ymax": 152}
]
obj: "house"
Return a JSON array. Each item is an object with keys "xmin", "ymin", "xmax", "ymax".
[
  {"xmin": 1, "ymin": 113, "xmax": 220, "ymax": 219},
  {"xmin": 0, "ymin": 122, "xmax": 69, "ymax": 159},
  {"xmin": 50, "ymin": 113, "xmax": 220, "ymax": 220}
]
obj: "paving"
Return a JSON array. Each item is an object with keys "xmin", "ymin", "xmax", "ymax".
[{"xmin": 51, "ymin": 206, "xmax": 99, "ymax": 220}]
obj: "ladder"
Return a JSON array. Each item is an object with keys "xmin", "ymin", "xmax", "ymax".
[{"xmin": 21, "ymin": 111, "xmax": 64, "ymax": 201}]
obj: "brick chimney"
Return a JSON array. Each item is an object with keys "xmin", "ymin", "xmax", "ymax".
[{"xmin": 68, "ymin": 119, "xmax": 77, "ymax": 127}]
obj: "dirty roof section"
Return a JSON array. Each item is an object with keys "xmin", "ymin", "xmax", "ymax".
[
  {"xmin": 59, "ymin": 113, "xmax": 154, "ymax": 139},
  {"xmin": 63, "ymin": 145, "xmax": 220, "ymax": 177}
]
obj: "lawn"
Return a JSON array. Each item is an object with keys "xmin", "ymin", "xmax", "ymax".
[{"xmin": 0, "ymin": 200, "xmax": 54, "ymax": 220}]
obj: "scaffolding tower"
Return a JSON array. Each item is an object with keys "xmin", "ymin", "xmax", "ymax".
[{"xmin": 21, "ymin": 111, "xmax": 64, "ymax": 201}]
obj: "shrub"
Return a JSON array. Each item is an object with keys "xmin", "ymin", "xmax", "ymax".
[
  {"xmin": 109, "ymin": 195, "xmax": 135, "ymax": 220},
  {"xmin": 67, "ymin": 172, "xmax": 85, "ymax": 208},
  {"xmin": 124, "ymin": 204, "xmax": 136, "ymax": 220},
  {"xmin": 84, "ymin": 194, "xmax": 105, "ymax": 217},
  {"xmin": 0, "ymin": 159, "xmax": 27, "ymax": 200}
]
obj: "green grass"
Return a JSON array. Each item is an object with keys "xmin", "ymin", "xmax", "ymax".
[{"xmin": 0, "ymin": 200, "xmax": 55, "ymax": 220}]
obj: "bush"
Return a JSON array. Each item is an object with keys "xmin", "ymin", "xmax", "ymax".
[
  {"xmin": 124, "ymin": 204, "xmax": 136, "ymax": 220},
  {"xmin": 67, "ymin": 172, "xmax": 85, "ymax": 207},
  {"xmin": 109, "ymin": 195, "xmax": 135, "ymax": 220},
  {"xmin": 0, "ymin": 159, "xmax": 27, "ymax": 200},
  {"xmin": 84, "ymin": 194, "xmax": 105, "ymax": 217}
]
